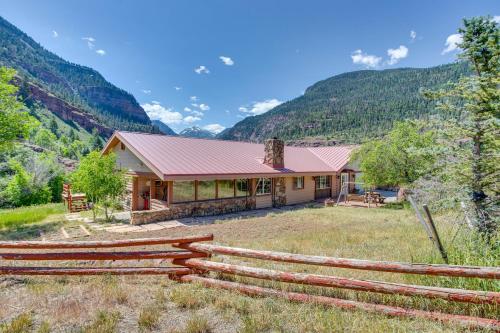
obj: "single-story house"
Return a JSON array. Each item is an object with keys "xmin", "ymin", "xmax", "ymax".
[{"xmin": 102, "ymin": 131, "xmax": 359, "ymax": 224}]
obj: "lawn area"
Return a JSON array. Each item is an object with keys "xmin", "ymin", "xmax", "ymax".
[
  {"xmin": 0, "ymin": 206, "xmax": 498, "ymax": 332},
  {"xmin": 0, "ymin": 203, "xmax": 66, "ymax": 230}
]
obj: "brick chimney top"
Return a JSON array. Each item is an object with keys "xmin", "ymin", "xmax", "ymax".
[{"xmin": 264, "ymin": 138, "xmax": 284, "ymax": 169}]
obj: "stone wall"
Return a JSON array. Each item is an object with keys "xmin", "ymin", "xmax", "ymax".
[{"xmin": 130, "ymin": 197, "xmax": 256, "ymax": 225}]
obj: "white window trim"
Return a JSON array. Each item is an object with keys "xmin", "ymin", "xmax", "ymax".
[
  {"xmin": 317, "ymin": 176, "xmax": 331, "ymax": 189},
  {"xmin": 294, "ymin": 176, "xmax": 304, "ymax": 190},
  {"xmin": 256, "ymin": 178, "xmax": 272, "ymax": 196}
]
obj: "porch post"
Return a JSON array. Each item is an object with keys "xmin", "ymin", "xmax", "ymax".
[
  {"xmin": 167, "ymin": 181, "xmax": 173, "ymax": 205},
  {"xmin": 150, "ymin": 179, "xmax": 156, "ymax": 201},
  {"xmin": 329, "ymin": 175, "xmax": 332, "ymax": 198},
  {"xmin": 250, "ymin": 178, "xmax": 257, "ymax": 197},
  {"xmin": 131, "ymin": 177, "xmax": 138, "ymax": 211}
]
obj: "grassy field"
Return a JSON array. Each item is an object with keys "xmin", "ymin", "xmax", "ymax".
[
  {"xmin": 0, "ymin": 203, "xmax": 66, "ymax": 230},
  {"xmin": 0, "ymin": 205, "xmax": 498, "ymax": 332}
]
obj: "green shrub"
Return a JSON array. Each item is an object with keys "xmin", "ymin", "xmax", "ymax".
[{"xmin": 3, "ymin": 160, "xmax": 51, "ymax": 207}]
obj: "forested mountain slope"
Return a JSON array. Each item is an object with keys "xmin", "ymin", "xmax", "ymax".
[
  {"xmin": 218, "ymin": 62, "xmax": 470, "ymax": 143},
  {"xmin": 0, "ymin": 16, "xmax": 165, "ymax": 136}
]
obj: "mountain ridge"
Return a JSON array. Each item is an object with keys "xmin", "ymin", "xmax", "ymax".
[
  {"xmin": 180, "ymin": 126, "xmax": 216, "ymax": 139},
  {"xmin": 152, "ymin": 120, "xmax": 178, "ymax": 136},
  {"xmin": 218, "ymin": 62, "xmax": 470, "ymax": 143}
]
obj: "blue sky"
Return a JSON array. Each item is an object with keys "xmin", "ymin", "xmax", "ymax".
[{"xmin": 1, "ymin": 1, "xmax": 498, "ymax": 133}]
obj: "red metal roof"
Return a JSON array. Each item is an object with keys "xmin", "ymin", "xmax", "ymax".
[{"xmin": 105, "ymin": 131, "xmax": 354, "ymax": 180}]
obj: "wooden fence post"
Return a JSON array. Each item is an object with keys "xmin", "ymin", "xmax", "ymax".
[
  {"xmin": 407, "ymin": 195, "xmax": 448, "ymax": 262},
  {"xmin": 422, "ymin": 204, "xmax": 448, "ymax": 264}
]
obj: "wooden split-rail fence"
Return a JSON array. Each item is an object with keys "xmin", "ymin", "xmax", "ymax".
[{"xmin": 0, "ymin": 234, "xmax": 499, "ymax": 331}]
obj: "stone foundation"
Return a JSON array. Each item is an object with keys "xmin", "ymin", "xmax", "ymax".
[{"xmin": 130, "ymin": 197, "xmax": 256, "ymax": 225}]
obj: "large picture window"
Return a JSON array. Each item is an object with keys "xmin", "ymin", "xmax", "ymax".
[
  {"xmin": 197, "ymin": 180, "xmax": 216, "ymax": 200},
  {"xmin": 317, "ymin": 176, "xmax": 331, "ymax": 189},
  {"xmin": 235, "ymin": 179, "xmax": 249, "ymax": 197},
  {"xmin": 173, "ymin": 181, "xmax": 195, "ymax": 202},
  {"xmin": 256, "ymin": 178, "xmax": 272, "ymax": 195},
  {"xmin": 218, "ymin": 180, "xmax": 235, "ymax": 198},
  {"xmin": 294, "ymin": 176, "xmax": 304, "ymax": 189}
]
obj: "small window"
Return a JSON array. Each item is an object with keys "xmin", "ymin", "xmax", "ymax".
[
  {"xmin": 294, "ymin": 176, "xmax": 304, "ymax": 189},
  {"xmin": 256, "ymin": 178, "xmax": 272, "ymax": 195},
  {"xmin": 317, "ymin": 176, "xmax": 331, "ymax": 189},
  {"xmin": 120, "ymin": 142, "xmax": 125, "ymax": 150},
  {"xmin": 235, "ymin": 179, "xmax": 249, "ymax": 197}
]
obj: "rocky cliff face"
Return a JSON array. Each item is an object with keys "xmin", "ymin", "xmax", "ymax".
[
  {"xmin": 24, "ymin": 81, "xmax": 113, "ymax": 136},
  {"xmin": 79, "ymin": 86, "xmax": 150, "ymax": 124}
]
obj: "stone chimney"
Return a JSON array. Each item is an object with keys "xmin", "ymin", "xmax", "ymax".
[{"xmin": 264, "ymin": 137, "xmax": 285, "ymax": 169}]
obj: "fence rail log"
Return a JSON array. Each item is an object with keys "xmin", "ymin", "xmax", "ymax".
[
  {"xmin": 0, "ymin": 266, "xmax": 193, "ymax": 276},
  {"xmin": 0, "ymin": 234, "xmax": 213, "ymax": 249},
  {"xmin": 176, "ymin": 243, "xmax": 500, "ymax": 279},
  {"xmin": 181, "ymin": 275, "xmax": 500, "ymax": 331},
  {"xmin": 0, "ymin": 250, "xmax": 207, "ymax": 261},
  {"xmin": 174, "ymin": 259, "xmax": 500, "ymax": 304}
]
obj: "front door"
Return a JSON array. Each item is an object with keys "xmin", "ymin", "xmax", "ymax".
[
  {"xmin": 340, "ymin": 172, "xmax": 349, "ymax": 194},
  {"xmin": 314, "ymin": 175, "xmax": 332, "ymax": 199}
]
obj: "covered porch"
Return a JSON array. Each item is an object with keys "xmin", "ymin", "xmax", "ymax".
[
  {"xmin": 126, "ymin": 172, "xmax": 257, "ymax": 212},
  {"xmin": 125, "ymin": 173, "xmax": 282, "ymax": 224}
]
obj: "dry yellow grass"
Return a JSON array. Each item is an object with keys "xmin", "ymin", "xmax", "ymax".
[{"xmin": 0, "ymin": 206, "xmax": 498, "ymax": 332}]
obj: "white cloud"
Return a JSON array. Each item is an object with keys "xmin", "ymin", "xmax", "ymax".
[
  {"xmin": 236, "ymin": 114, "xmax": 247, "ymax": 119},
  {"xmin": 442, "ymin": 33, "xmax": 463, "ymax": 54},
  {"xmin": 203, "ymin": 124, "xmax": 225, "ymax": 134},
  {"xmin": 184, "ymin": 116, "xmax": 201, "ymax": 124},
  {"xmin": 184, "ymin": 107, "xmax": 192, "ymax": 112},
  {"xmin": 190, "ymin": 96, "xmax": 198, "ymax": 101},
  {"xmin": 96, "ymin": 49, "xmax": 106, "ymax": 56},
  {"xmin": 219, "ymin": 56, "xmax": 234, "ymax": 66},
  {"xmin": 199, "ymin": 103, "xmax": 210, "ymax": 111},
  {"xmin": 192, "ymin": 110, "xmax": 204, "ymax": 117},
  {"xmin": 194, "ymin": 65, "xmax": 210, "ymax": 74},
  {"xmin": 174, "ymin": 86, "xmax": 182, "ymax": 91},
  {"xmin": 387, "ymin": 45, "xmax": 408, "ymax": 65},
  {"xmin": 351, "ymin": 49, "xmax": 382, "ymax": 68},
  {"xmin": 239, "ymin": 99, "xmax": 283, "ymax": 116},
  {"xmin": 82, "ymin": 37, "xmax": 95, "ymax": 49},
  {"xmin": 52, "ymin": 30, "xmax": 58, "ymax": 38},
  {"xmin": 142, "ymin": 89, "xmax": 152, "ymax": 94},
  {"xmin": 152, "ymin": 100, "xmax": 160, "ymax": 104},
  {"xmin": 493, "ymin": 16, "xmax": 500, "ymax": 24},
  {"xmin": 191, "ymin": 103, "xmax": 199, "ymax": 108},
  {"xmin": 142, "ymin": 102, "xmax": 183, "ymax": 125},
  {"xmin": 410, "ymin": 30, "xmax": 416, "ymax": 41}
]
